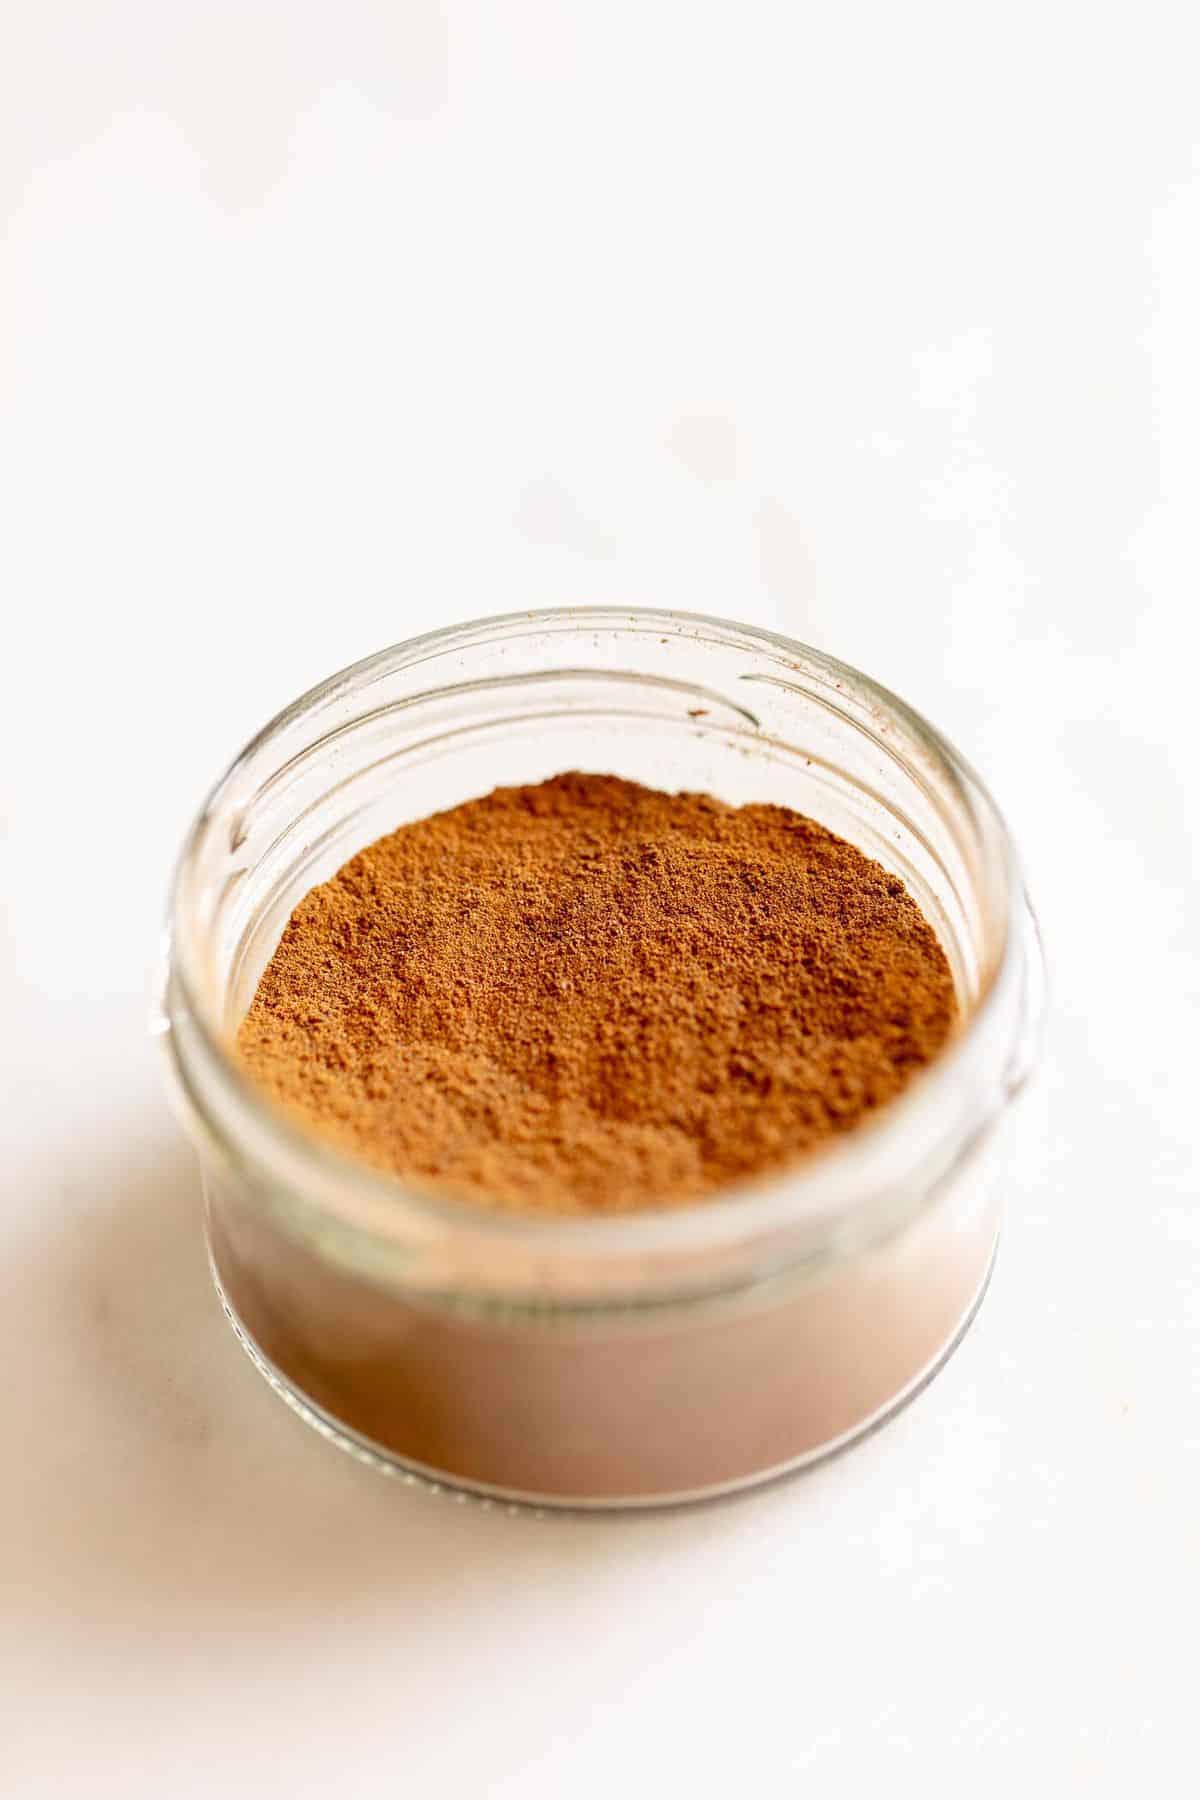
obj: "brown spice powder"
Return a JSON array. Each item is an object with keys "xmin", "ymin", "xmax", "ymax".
[{"xmin": 237, "ymin": 773, "xmax": 957, "ymax": 1213}]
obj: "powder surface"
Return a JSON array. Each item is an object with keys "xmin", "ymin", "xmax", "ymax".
[{"xmin": 237, "ymin": 773, "xmax": 957, "ymax": 1214}]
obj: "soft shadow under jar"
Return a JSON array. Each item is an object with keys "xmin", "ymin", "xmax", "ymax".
[{"xmin": 160, "ymin": 608, "xmax": 1044, "ymax": 1508}]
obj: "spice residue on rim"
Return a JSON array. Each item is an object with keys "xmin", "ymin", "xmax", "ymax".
[{"xmin": 236, "ymin": 773, "xmax": 957, "ymax": 1213}]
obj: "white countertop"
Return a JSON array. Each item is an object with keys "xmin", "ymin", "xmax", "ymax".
[{"xmin": 3, "ymin": 5, "xmax": 1197, "ymax": 1794}]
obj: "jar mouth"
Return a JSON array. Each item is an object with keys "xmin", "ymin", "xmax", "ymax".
[{"xmin": 162, "ymin": 606, "xmax": 1041, "ymax": 1302}]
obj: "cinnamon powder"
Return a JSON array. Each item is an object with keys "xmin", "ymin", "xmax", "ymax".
[{"xmin": 237, "ymin": 773, "xmax": 956, "ymax": 1213}]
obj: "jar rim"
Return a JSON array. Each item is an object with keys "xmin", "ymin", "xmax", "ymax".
[{"xmin": 162, "ymin": 606, "xmax": 1042, "ymax": 1297}]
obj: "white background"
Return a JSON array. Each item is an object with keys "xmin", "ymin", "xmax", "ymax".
[{"xmin": 3, "ymin": 4, "xmax": 1198, "ymax": 1794}]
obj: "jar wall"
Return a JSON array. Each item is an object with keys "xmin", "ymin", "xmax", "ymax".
[{"xmin": 206, "ymin": 1122, "xmax": 1004, "ymax": 1504}]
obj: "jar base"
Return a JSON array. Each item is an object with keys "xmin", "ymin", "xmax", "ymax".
[{"xmin": 208, "ymin": 1240, "xmax": 999, "ymax": 1514}]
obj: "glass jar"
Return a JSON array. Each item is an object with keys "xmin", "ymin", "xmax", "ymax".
[{"xmin": 160, "ymin": 608, "xmax": 1044, "ymax": 1508}]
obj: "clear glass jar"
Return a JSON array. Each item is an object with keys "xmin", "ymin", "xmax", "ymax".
[{"xmin": 160, "ymin": 608, "xmax": 1044, "ymax": 1508}]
